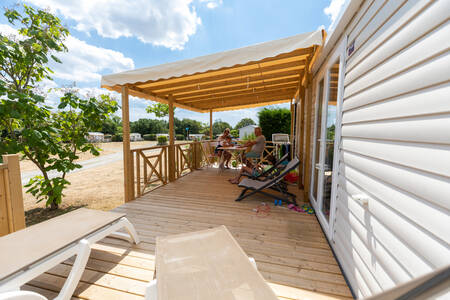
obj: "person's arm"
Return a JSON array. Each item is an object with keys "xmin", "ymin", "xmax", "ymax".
[{"xmin": 244, "ymin": 140, "xmax": 257, "ymax": 147}]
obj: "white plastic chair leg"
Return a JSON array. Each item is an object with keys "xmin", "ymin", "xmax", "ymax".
[
  {"xmin": 0, "ymin": 291, "xmax": 47, "ymax": 300},
  {"xmin": 55, "ymin": 239, "xmax": 91, "ymax": 300},
  {"xmin": 108, "ymin": 217, "xmax": 140, "ymax": 244},
  {"xmin": 145, "ymin": 279, "xmax": 157, "ymax": 300}
]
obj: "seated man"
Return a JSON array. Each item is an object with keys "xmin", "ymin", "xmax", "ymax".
[{"xmin": 243, "ymin": 126, "xmax": 266, "ymax": 160}]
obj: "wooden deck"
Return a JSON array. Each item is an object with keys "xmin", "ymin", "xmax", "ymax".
[{"xmin": 22, "ymin": 168, "xmax": 352, "ymax": 299}]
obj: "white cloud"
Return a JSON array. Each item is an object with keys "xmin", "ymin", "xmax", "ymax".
[
  {"xmin": 24, "ymin": 0, "xmax": 217, "ymax": 50},
  {"xmin": 0, "ymin": 23, "xmax": 134, "ymax": 84},
  {"xmin": 199, "ymin": 0, "xmax": 223, "ymax": 9},
  {"xmin": 50, "ymin": 36, "xmax": 134, "ymax": 83},
  {"xmin": 324, "ymin": 0, "xmax": 348, "ymax": 31}
]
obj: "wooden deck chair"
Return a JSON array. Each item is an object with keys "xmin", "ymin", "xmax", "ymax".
[
  {"xmin": 201, "ymin": 141, "xmax": 216, "ymax": 167},
  {"xmin": 236, "ymin": 157, "xmax": 300, "ymax": 204},
  {"xmin": 0, "ymin": 208, "xmax": 140, "ymax": 300},
  {"xmin": 241, "ymin": 153, "xmax": 290, "ymax": 180}
]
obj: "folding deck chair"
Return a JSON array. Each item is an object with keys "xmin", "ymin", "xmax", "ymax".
[
  {"xmin": 241, "ymin": 153, "xmax": 290, "ymax": 180},
  {"xmin": 236, "ymin": 157, "xmax": 300, "ymax": 205},
  {"xmin": 0, "ymin": 208, "xmax": 140, "ymax": 300}
]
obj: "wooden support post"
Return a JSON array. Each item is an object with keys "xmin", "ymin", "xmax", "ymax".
[
  {"xmin": 209, "ymin": 109, "xmax": 213, "ymax": 140},
  {"xmin": 290, "ymin": 99, "xmax": 294, "ymax": 159},
  {"xmin": 168, "ymin": 95, "xmax": 176, "ymax": 182},
  {"xmin": 121, "ymin": 86, "xmax": 132, "ymax": 202},
  {"xmin": 136, "ymin": 152, "xmax": 140, "ymax": 197},
  {"xmin": 1, "ymin": 154, "xmax": 26, "ymax": 235},
  {"xmin": 298, "ymin": 86, "xmax": 306, "ymax": 190},
  {"xmin": 303, "ymin": 84, "xmax": 313, "ymax": 201}
]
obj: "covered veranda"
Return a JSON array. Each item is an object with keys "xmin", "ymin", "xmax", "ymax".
[
  {"xmin": 101, "ymin": 30, "xmax": 325, "ymax": 203},
  {"xmin": 30, "ymin": 29, "xmax": 357, "ymax": 299}
]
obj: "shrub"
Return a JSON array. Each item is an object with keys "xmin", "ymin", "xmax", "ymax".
[
  {"xmin": 230, "ymin": 129, "xmax": 238, "ymax": 138},
  {"xmin": 176, "ymin": 134, "xmax": 184, "ymax": 140},
  {"xmin": 157, "ymin": 135, "xmax": 168, "ymax": 145},
  {"xmin": 112, "ymin": 134, "xmax": 123, "ymax": 142},
  {"xmin": 143, "ymin": 134, "xmax": 156, "ymax": 141},
  {"xmin": 258, "ymin": 108, "xmax": 291, "ymax": 141}
]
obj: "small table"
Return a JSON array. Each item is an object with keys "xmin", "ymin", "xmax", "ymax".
[
  {"xmin": 217, "ymin": 146, "xmax": 247, "ymax": 169},
  {"xmin": 155, "ymin": 226, "xmax": 278, "ymax": 300}
]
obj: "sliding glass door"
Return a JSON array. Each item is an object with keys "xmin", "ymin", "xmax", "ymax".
[{"xmin": 310, "ymin": 38, "xmax": 345, "ymax": 238}]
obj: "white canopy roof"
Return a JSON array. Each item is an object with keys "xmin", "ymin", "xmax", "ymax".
[
  {"xmin": 101, "ymin": 30, "xmax": 323, "ymax": 112},
  {"xmin": 102, "ymin": 30, "xmax": 322, "ymax": 87}
]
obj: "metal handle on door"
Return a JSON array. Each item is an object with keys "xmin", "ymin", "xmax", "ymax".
[{"xmin": 352, "ymin": 194, "xmax": 369, "ymax": 206}]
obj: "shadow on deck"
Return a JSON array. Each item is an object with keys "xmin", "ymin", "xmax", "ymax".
[{"xmin": 22, "ymin": 168, "xmax": 352, "ymax": 300}]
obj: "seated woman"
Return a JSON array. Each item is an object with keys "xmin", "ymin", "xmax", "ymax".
[
  {"xmin": 215, "ymin": 128, "xmax": 232, "ymax": 169},
  {"xmin": 228, "ymin": 154, "xmax": 277, "ymax": 184}
]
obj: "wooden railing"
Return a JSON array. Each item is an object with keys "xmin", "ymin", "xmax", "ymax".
[
  {"xmin": 0, "ymin": 154, "xmax": 25, "ymax": 236},
  {"xmin": 130, "ymin": 141, "xmax": 212, "ymax": 198},
  {"xmin": 129, "ymin": 140, "xmax": 287, "ymax": 199}
]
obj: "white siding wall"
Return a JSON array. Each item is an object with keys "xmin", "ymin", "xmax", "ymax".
[{"xmin": 322, "ymin": 0, "xmax": 450, "ymax": 298}]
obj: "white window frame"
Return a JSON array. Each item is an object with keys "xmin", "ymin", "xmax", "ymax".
[{"xmin": 309, "ymin": 37, "xmax": 347, "ymax": 239}]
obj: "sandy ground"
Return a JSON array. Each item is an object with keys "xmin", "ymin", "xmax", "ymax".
[
  {"xmin": 19, "ymin": 141, "xmax": 156, "ymax": 172},
  {"xmin": 21, "ymin": 141, "xmax": 193, "ymax": 225}
]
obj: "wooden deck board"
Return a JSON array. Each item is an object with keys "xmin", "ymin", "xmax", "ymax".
[{"xmin": 24, "ymin": 169, "xmax": 352, "ymax": 299}]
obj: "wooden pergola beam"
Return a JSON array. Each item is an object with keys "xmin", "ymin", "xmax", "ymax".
[
  {"xmin": 179, "ymin": 81, "xmax": 299, "ymax": 104},
  {"xmin": 194, "ymin": 88, "xmax": 296, "ymax": 109},
  {"xmin": 212, "ymin": 99, "xmax": 291, "ymax": 112},
  {"xmin": 175, "ymin": 74, "xmax": 302, "ymax": 101},
  {"xmin": 149, "ymin": 67, "xmax": 305, "ymax": 97}
]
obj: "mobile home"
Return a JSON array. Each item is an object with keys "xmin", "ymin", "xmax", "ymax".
[
  {"xmin": 295, "ymin": 0, "xmax": 450, "ymax": 297},
  {"xmin": 97, "ymin": 0, "xmax": 449, "ymax": 298}
]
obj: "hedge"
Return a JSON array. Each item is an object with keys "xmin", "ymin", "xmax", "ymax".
[
  {"xmin": 258, "ymin": 108, "xmax": 290, "ymax": 141},
  {"xmin": 176, "ymin": 134, "xmax": 184, "ymax": 140},
  {"xmin": 111, "ymin": 134, "xmax": 123, "ymax": 142},
  {"xmin": 143, "ymin": 134, "xmax": 156, "ymax": 141},
  {"xmin": 157, "ymin": 135, "xmax": 168, "ymax": 145}
]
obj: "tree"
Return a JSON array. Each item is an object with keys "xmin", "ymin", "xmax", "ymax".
[
  {"xmin": 175, "ymin": 118, "xmax": 203, "ymax": 137},
  {"xmin": 212, "ymin": 119, "xmax": 231, "ymax": 136},
  {"xmin": 130, "ymin": 118, "xmax": 168, "ymax": 135},
  {"xmin": 101, "ymin": 115, "xmax": 121, "ymax": 135},
  {"xmin": 235, "ymin": 118, "xmax": 256, "ymax": 129},
  {"xmin": 258, "ymin": 107, "xmax": 291, "ymax": 141},
  {"xmin": 146, "ymin": 103, "xmax": 175, "ymax": 118},
  {"xmin": 0, "ymin": 5, "xmax": 119, "ymax": 209}
]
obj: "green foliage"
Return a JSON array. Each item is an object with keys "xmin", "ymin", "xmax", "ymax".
[
  {"xmin": 212, "ymin": 119, "xmax": 231, "ymax": 136},
  {"xmin": 1, "ymin": 89, "xmax": 118, "ymax": 208},
  {"xmin": 157, "ymin": 135, "xmax": 168, "ymax": 145},
  {"xmin": 235, "ymin": 118, "xmax": 256, "ymax": 129},
  {"xmin": 0, "ymin": 5, "xmax": 68, "ymax": 92},
  {"xmin": 175, "ymin": 118, "xmax": 202, "ymax": 135},
  {"xmin": 176, "ymin": 134, "xmax": 184, "ymax": 140},
  {"xmin": 239, "ymin": 133, "xmax": 256, "ymax": 144},
  {"xmin": 327, "ymin": 124, "xmax": 335, "ymax": 140},
  {"xmin": 0, "ymin": 6, "xmax": 118, "ymax": 209},
  {"xmin": 230, "ymin": 129, "xmax": 238, "ymax": 137},
  {"xmin": 101, "ymin": 115, "xmax": 121, "ymax": 135},
  {"xmin": 143, "ymin": 134, "xmax": 156, "ymax": 141},
  {"xmin": 130, "ymin": 118, "xmax": 168, "ymax": 135},
  {"xmin": 258, "ymin": 107, "xmax": 291, "ymax": 141},
  {"xmin": 111, "ymin": 134, "xmax": 123, "ymax": 142},
  {"xmin": 146, "ymin": 103, "xmax": 175, "ymax": 118}
]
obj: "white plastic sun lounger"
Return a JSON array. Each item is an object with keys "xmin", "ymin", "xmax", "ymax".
[{"xmin": 0, "ymin": 208, "xmax": 140, "ymax": 300}]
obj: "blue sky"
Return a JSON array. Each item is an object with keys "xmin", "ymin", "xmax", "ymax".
[{"xmin": 0, "ymin": 0, "xmax": 345, "ymax": 126}]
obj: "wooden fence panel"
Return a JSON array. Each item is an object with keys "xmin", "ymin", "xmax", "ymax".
[{"xmin": 0, "ymin": 154, "xmax": 25, "ymax": 236}]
